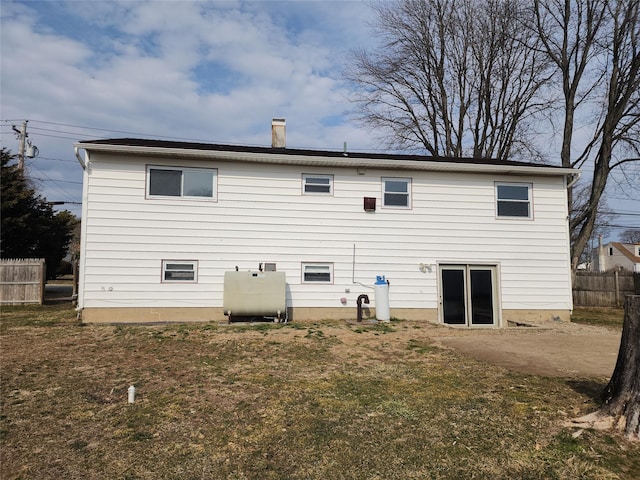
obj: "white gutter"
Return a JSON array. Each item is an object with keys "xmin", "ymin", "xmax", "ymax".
[{"xmin": 74, "ymin": 142, "xmax": 578, "ymax": 177}]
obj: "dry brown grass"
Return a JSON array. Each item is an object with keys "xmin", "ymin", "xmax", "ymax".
[
  {"xmin": 571, "ymin": 307, "xmax": 625, "ymax": 329},
  {"xmin": 2, "ymin": 304, "xmax": 639, "ymax": 479}
]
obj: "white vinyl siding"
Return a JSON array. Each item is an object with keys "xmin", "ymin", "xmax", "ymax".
[{"xmin": 78, "ymin": 154, "xmax": 572, "ymax": 317}]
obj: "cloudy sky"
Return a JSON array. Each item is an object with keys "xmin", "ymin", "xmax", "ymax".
[
  {"xmin": 1, "ymin": 0, "xmax": 638, "ymax": 238},
  {"xmin": 1, "ymin": 0, "xmax": 379, "ymax": 218}
]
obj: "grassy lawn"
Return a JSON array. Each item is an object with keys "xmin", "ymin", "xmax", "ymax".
[
  {"xmin": 1, "ymin": 304, "xmax": 639, "ymax": 479},
  {"xmin": 571, "ymin": 307, "xmax": 625, "ymax": 329}
]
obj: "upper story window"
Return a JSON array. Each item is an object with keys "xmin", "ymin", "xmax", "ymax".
[
  {"xmin": 302, "ymin": 174, "xmax": 333, "ymax": 195},
  {"xmin": 382, "ymin": 177, "xmax": 412, "ymax": 208},
  {"xmin": 496, "ymin": 183, "xmax": 532, "ymax": 218},
  {"xmin": 148, "ymin": 166, "xmax": 217, "ymax": 200}
]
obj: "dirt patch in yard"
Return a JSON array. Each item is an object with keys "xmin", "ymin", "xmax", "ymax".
[
  {"xmin": 345, "ymin": 319, "xmax": 622, "ymax": 379},
  {"xmin": 282, "ymin": 317, "xmax": 622, "ymax": 380},
  {"xmin": 435, "ymin": 329, "xmax": 621, "ymax": 378}
]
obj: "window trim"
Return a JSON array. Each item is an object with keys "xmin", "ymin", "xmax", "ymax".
[
  {"xmin": 162, "ymin": 260, "xmax": 198, "ymax": 283},
  {"xmin": 301, "ymin": 262, "xmax": 334, "ymax": 284},
  {"xmin": 302, "ymin": 173, "xmax": 333, "ymax": 195},
  {"xmin": 495, "ymin": 182, "xmax": 533, "ymax": 219},
  {"xmin": 381, "ymin": 177, "xmax": 412, "ymax": 209},
  {"xmin": 147, "ymin": 165, "xmax": 218, "ymax": 201}
]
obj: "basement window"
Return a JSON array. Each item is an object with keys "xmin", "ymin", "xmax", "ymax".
[
  {"xmin": 496, "ymin": 183, "xmax": 532, "ymax": 218},
  {"xmin": 302, "ymin": 174, "xmax": 333, "ymax": 195},
  {"xmin": 302, "ymin": 263, "xmax": 333, "ymax": 283},
  {"xmin": 148, "ymin": 166, "xmax": 217, "ymax": 200},
  {"xmin": 162, "ymin": 260, "xmax": 198, "ymax": 283}
]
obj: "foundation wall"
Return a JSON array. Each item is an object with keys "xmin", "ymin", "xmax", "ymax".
[
  {"xmin": 502, "ymin": 309, "xmax": 571, "ymax": 324},
  {"xmin": 81, "ymin": 307, "xmax": 224, "ymax": 324},
  {"xmin": 81, "ymin": 307, "xmax": 569, "ymax": 325}
]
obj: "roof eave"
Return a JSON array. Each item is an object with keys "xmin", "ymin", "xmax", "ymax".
[{"xmin": 74, "ymin": 142, "xmax": 578, "ymax": 177}]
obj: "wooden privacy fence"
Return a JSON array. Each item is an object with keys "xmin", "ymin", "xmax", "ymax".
[
  {"xmin": 573, "ymin": 271, "xmax": 638, "ymax": 307},
  {"xmin": 0, "ymin": 258, "xmax": 46, "ymax": 305}
]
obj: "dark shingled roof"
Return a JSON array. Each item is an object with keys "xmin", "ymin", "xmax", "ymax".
[{"xmin": 79, "ymin": 137, "xmax": 567, "ymax": 170}]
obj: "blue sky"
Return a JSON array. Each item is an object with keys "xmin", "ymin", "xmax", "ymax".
[{"xmin": 1, "ymin": 0, "xmax": 638, "ymax": 239}]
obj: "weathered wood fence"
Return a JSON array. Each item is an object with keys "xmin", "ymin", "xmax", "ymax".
[
  {"xmin": 573, "ymin": 271, "xmax": 638, "ymax": 307},
  {"xmin": 0, "ymin": 258, "xmax": 46, "ymax": 305}
]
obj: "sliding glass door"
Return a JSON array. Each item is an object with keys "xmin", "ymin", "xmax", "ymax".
[{"xmin": 440, "ymin": 265, "xmax": 498, "ymax": 327}]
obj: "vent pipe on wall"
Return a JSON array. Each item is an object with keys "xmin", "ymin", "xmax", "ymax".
[{"xmin": 272, "ymin": 118, "xmax": 286, "ymax": 148}]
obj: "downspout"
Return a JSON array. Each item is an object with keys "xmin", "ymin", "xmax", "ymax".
[
  {"xmin": 567, "ymin": 171, "xmax": 581, "ymax": 189},
  {"xmin": 74, "ymin": 146, "xmax": 88, "ymax": 319},
  {"xmin": 74, "ymin": 146, "xmax": 86, "ymax": 169},
  {"xmin": 564, "ymin": 171, "xmax": 580, "ymax": 306}
]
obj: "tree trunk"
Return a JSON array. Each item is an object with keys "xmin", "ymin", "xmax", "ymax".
[
  {"xmin": 601, "ymin": 295, "xmax": 640, "ymax": 439},
  {"xmin": 567, "ymin": 295, "xmax": 640, "ymax": 441}
]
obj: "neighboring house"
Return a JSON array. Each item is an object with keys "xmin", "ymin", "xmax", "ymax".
[
  {"xmin": 74, "ymin": 120, "xmax": 578, "ymax": 327},
  {"xmin": 593, "ymin": 242, "xmax": 640, "ymax": 273}
]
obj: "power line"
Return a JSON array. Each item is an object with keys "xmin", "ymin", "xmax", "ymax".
[
  {"xmin": 28, "ymin": 126, "xmax": 102, "ymax": 138},
  {"xmin": 5, "ymin": 119, "xmax": 401, "ymax": 152},
  {"xmin": 35, "ymin": 177, "xmax": 82, "ymax": 185},
  {"xmin": 607, "ymin": 198, "xmax": 640, "ymax": 204},
  {"xmin": 599, "ymin": 224, "xmax": 640, "ymax": 229},
  {"xmin": 23, "ymin": 132, "xmax": 97, "ymax": 141},
  {"xmin": 17, "ymin": 119, "xmax": 224, "ymax": 144},
  {"xmin": 601, "ymin": 211, "xmax": 640, "ymax": 216},
  {"xmin": 28, "ymin": 164, "xmax": 81, "ymax": 203},
  {"xmin": 36, "ymin": 156, "xmax": 78, "ymax": 164},
  {"xmin": 24, "ymin": 119, "xmax": 158, "ymax": 135}
]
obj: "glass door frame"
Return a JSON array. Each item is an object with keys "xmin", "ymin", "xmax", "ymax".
[{"xmin": 438, "ymin": 263, "xmax": 501, "ymax": 328}]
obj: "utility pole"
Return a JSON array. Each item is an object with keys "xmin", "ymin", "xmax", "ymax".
[
  {"xmin": 12, "ymin": 120, "xmax": 28, "ymax": 174},
  {"xmin": 11, "ymin": 120, "xmax": 38, "ymax": 175}
]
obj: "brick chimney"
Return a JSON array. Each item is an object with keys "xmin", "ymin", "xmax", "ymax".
[{"xmin": 272, "ymin": 118, "xmax": 286, "ymax": 148}]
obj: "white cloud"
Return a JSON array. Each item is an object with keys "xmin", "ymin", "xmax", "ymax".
[{"xmin": 0, "ymin": 0, "xmax": 379, "ymax": 216}]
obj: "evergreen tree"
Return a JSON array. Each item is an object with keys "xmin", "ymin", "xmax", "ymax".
[{"xmin": 1, "ymin": 148, "xmax": 77, "ymax": 278}]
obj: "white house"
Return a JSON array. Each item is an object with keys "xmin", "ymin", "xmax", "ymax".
[
  {"xmin": 74, "ymin": 121, "xmax": 578, "ymax": 327},
  {"xmin": 594, "ymin": 242, "xmax": 640, "ymax": 273}
]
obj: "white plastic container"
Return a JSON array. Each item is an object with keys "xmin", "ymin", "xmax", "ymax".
[
  {"xmin": 375, "ymin": 276, "xmax": 390, "ymax": 322},
  {"xmin": 128, "ymin": 385, "xmax": 136, "ymax": 404}
]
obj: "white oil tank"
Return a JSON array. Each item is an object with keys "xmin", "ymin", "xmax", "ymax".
[
  {"xmin": 223, "ymin": 270, "xmax": 287, "ymax": 322},
  {"xmin": 375, "ymin": 275, "xmax": 390, "ymax": 322}
]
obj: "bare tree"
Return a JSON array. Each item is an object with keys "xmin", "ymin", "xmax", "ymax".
[
  {"xmin": 345, "ymin": 0, "xmax": 553, "ymax": 159},
  {"xmin": 348, "ymin": 0, "xmax": 639, "ymax": 271},
  {"xmin": 620, "ymin": 229, "xmax": 640, "ymax": 243},
  {"xmin": 532, "ymin": 0, "xmax": 640, "ymax": 271}
]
